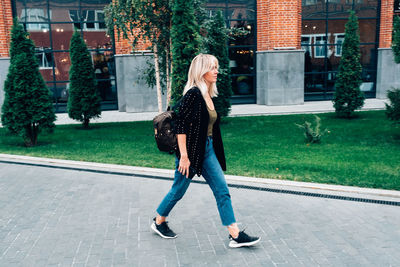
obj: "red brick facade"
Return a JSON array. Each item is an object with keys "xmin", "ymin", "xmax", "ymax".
[
  {"xmin": 0, "ymin": 0, "xmax": 13, "ymax": 57},
  {"xmin": 0, "ymin": 0, "xmax": 397, "ymax": 55},
  {"xmin": 380, "ymin": 0, "xmax": 394, "ymax": 48},
  {"xmin": 257, "ymin": 0, "xmax": 302, "ymax": 51},
  {"xmin": 114, "ymin": 29, "xmax": 151, "ymax": 54}
]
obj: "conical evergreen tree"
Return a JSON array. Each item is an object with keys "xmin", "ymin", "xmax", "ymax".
[
  {"xmin": 1, "ymin": 18, "xmax": 55, "ymax": 147},
  {"xmin": 392, "ymin": 15, "xmax": 400, "ymax": 64},
  {"xmin": 333, "ymin": 10, "xmax": 365, "ymax": 118},
  {"xmin": 203, "ymin": 11, "xmax": 232, "ymax": 117},
  {"xmin": 170, "ymin": 0, "xmax": 202, "ymax": 103},
  {"xmin": 68, "ymin": 30, "xmax": 101, "ymax": 128}
]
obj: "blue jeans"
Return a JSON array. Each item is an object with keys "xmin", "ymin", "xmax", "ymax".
[{"xmin": 156, "ymin": 136, "xmax": 236, "ymax": 226}]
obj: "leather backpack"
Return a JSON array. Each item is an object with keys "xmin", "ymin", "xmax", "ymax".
[{"xmin": 153, "ymin": 101, "xmax": 181, "ymax": 154}]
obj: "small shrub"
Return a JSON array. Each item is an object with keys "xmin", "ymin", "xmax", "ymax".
[
  {"xmin": 385, "ymin": 88, "xmax": 400, "ymax": 124},
  {"xmin": 295, "ymin": 115, "xmax": 329, "ymax": 144}
]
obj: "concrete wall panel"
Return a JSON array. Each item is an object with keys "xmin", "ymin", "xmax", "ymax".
[
  {"xmin": 256, "ymin": 50, "xmax": 304, "ymax": 106},
  {"xmin": 376, "ymin": 48, "xmax": 400, "ymax": 99},
  {"xmin": 115, "ymin": 54, "xmax": 165, "ymax": 113},
  {"xmin": 0, "ymin": 58, "xmax": 10, "ymax": 112}
]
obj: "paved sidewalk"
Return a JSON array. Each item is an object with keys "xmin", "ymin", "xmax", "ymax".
[
  {"xmin": 0, "ymin": 158, "xmax": 399, "ymax": 266},
  {"xmin": 52, "ymin": 98, "xmax": 388, "ymax": 125}
]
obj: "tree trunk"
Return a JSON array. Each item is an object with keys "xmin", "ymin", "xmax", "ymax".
[
  {"xmin": 153, "ymin": 43, "xmax": 163, "ymax": 113},
  {"xmin": 83, "ymin": 117, "xmax": 90, "ymax": 129},
  {"xmin": 24, "ymin": 124, "xmax": 36, "ymax": 147},
  {"xmin": 169, "ymin": 35, "xmax": 173, "ymax": 104},
  {"xmin": 166, "ymin": 49, "xmax": 171, "ymax": 108},
  {"xmin": 32, "ymin": 123, "xmax": 38, "ymax": 146}
]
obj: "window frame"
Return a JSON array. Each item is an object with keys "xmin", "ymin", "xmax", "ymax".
[
  {"xmin": 20, "ymin": 8, "xmax": 51, "ymax": 31},
  {"xmin": 334, "ymin": 33, "xmax": 345, "ymax": 57},
  {"xmin": 83, "ymin": 10, "xmax": 107, "ymax": 31},
  {"xmin": 301, "ymin": 35, "xmax": 312, "ymax": 56},
  {"xmin": 313, "ymin": 34, "xmax": 327, "ymax": 58},
  {"xmin": 35, "ymin": 47, "xmax": 53, "ymax": 69}
]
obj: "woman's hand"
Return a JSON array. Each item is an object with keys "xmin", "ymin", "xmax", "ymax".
[{"xmin": 178, "ymin": 155, "xmax": 191, "ymax": 178}]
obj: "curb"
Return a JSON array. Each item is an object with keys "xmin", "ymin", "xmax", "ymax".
[{"xmin": 0, "ymin": 153, "xmax": 399, "ymax": 205}]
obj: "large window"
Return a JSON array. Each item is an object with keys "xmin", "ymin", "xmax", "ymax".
[
  {"xmin": 302, "ymin": 0, "xmax": 379, "ymax": 100},
  {"xmin": 205, "ymin": 0, "xmax": 257, "ymax": 104},
  {"xmin": 20, "ymin": 8, "xmax": 51, "ymax": 30},
  {"xmin": 14, "ymin": 0, "xmax": 117, "ymax": 112}
]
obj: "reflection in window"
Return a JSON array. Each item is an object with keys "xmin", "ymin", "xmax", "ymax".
[
  {"xmin": 206, "ymin": 0, "xmax": 256, "ymax": 98},
  {"xmin": 83, "ymin": 10, "xmax": 106, "ymax": 30},
  {"xmin": 346, "ymin": 0, "xmax": 363, "ymax": 4},
  {"xmin": 302, "ymin": 0, "xmax": 317, "ymax": 6},
  {"xmin": 69, "ymin": 10, "xmax": 107, "ymax": 30},
  {"xmin": 21, "ymin": 8, "xmax": 51, "ymax": 30},
  {"xmin": 334, "ymin": 34, "xmax": 345, "ymax": 56},
  {"xmin": 35, "ymin": 47, "xmax": 53, "ymax": 69},
  {"xmin": 69, "ymin": 10, "xmax": 81, "ymax": 29},
  {"xmin": 314, "ymin": 35, "xmax": 327, "ymax": 58},
  {"xmin": 229, "ymin": 21, "xmax": 254, "ymax": 46},
  {"xmin": 301, "ymin": 36, "xmax": 312, "ymax": 54}
]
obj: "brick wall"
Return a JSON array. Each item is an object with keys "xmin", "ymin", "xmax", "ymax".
[
  {"xmin": 257, "ymin": 0, "xmax": 302, "ymax": 51},
  {"xmin": 114, "ymin": 28, "xmax": 152, "ymax": 54},
  {"xmin": 0, "ymin": 0, "xmax": 13, "ymax": 57},
  {"xmin": 0, "ymin": 0, "xmax": 394, "ymax": 54},
  {"xmin": 380, "ymin": 0, "xmax": 394, "ymax": 48}
]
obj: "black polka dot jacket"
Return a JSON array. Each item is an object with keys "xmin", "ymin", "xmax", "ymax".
[{"xmin": 175, "ymin": 87, "xmax": 226, "ymax": 178}]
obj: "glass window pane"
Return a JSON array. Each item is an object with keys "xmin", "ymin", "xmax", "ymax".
[
  {"xmin": 302, "ymin": 0, "xmax": 326, "ymax": 19},
  {"xmin": 51, "ymin": 23, "xmax": 74, "ymax": 50},
  {"xmin": 19, "ymin": 1, "xmax": 50, "ymax": 30},
  {"xmin": 351, "ymin": 0, "xmax": 378, "ymax": 18},
  {"xmin": 38, "ymin": 58, "xmax": 54, "ymax": 82},
  {"xmin": 48, "ymin": 82, "xmax": 69, "ymax": 103},
  {"xmin": 207, "ymin": 0, "xmax": 226, "ymax": 4},
  {"xmin": 92, "ymin": 50, "xmax": 116, "ymax": 101},
  {"xmin": 301, "ymin": 36, "xmax": 312, "ymax": 55},
  {"xmin": 314, "ymin": 43, "xmax": 327, "ymax": 58},
  {"xmin": 333, "ymin": 33, "xmax": 345, "ymax": 56},
  {"xmin": 26, "ymin": 25, "xmax": 50, "ymax": 48},
  {"xmin": 35, "ymin": 47, "xmax": 53, "ymax": 69},
  {"xmin": 229, "ymin": 47, "xmax": 255, "ymax": 75},
  {"xmin": 227, "ymin": 0, "xmax": 256, "ymax": 20},
  {"xmin": 232, "ymin": 75, "xmax": 254, "ymax": 95},
  {"xmin": 204, "ymin": 7, "xmax": 226, "ymax": 18},
  {"xmin": 326, "ymin": 1, "xmax": 350, "ymax": 19},
  {"xmin": 97, "ymin": 11, "xmax": 106, "ymax": 29},
  {"xmin": 359, "ymin": 18, "xmax": 376, "ymax": 43},
  {"xmin": 49, "ymin": 0, "xmax": 79, "ymax": 22},
  {"xmin": 68, "ymin": 10, "xmax": 82, "ymax": 29},
  {"xmin": 83, "ymin": 31, "xmax": 113, "ymax": 50},
  {"xmin": 83, "ymin": 10, "xmax": 95, "ymax": 30},
  {"xmin": 360, "ymin": 44, "xmax": 377, "ymax": 85},
  {"xmin": 229, "ymin": 20, "xmax": 255, "ymax": 46},
  {"xmin": 53, "ymin": 52, "xmax": 71, "ymax": 82}
]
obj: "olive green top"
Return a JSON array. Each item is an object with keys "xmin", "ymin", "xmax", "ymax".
[{"xmin": 207, "ymin": 105, "xmax": 217, "ymax": 136}]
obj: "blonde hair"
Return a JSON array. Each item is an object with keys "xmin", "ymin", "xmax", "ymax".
[{"xmin": 183, "ymin": 54, "xmax": 219, "ymax": 97}]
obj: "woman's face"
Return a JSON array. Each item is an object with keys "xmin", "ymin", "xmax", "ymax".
[{"xmin": 203, "ymin": 63, "xmax": 219, "ymax": 85}]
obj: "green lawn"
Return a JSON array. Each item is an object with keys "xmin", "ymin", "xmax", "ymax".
[{"xmin": 0, "ymin": 110, "xmax": 399, "ymax": 190}]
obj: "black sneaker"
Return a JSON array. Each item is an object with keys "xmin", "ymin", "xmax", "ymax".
[
  {"xmin": 151, "ymin": 217, "xmax": 177, "ymax": 239},
  {"xmin": 229, "ymin": 230, "xmax": 260, "ymax": 248}
]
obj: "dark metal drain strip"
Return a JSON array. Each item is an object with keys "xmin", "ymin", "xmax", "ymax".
[{"xmin": 1, "ymin": 160, "xmax": 399, "ymax": 207}]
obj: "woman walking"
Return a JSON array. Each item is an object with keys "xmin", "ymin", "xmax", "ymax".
[{"xmin": 151, "ymin": 54, "xmax": 260, "ymax": 248}]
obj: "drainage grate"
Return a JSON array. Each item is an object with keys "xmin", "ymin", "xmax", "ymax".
[{"xmin": 1, "ymin": 160, "xmax": 399, "ymax": 207}]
